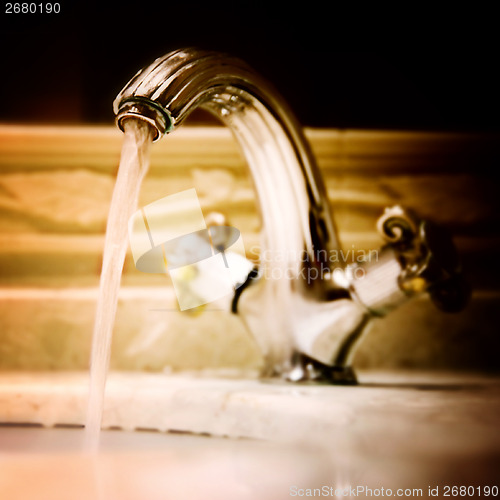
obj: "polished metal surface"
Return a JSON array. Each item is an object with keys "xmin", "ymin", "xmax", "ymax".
[{"xmin": 114, "ymin": 48, "xmax": 468, "ymax": 382}]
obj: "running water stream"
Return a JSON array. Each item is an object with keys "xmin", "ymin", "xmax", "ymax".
[{"xmin": 85, "ymin": 120, "xmax": 154, "ymax": 451}]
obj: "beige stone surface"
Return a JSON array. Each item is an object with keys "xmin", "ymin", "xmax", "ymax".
[
  {"xmin": 0, "ymin": 288, "xmax": 498, "ymax": 373},
  {"xmin": 0, "ymin": 288, "xmax": 262, "ymax": 372},
  {"xmin": 0, "ymin": 125, "xmax": 499, "ymax": 374}
]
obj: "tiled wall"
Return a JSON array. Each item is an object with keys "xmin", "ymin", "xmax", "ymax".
[{"xmin": 0, "ymin": 125, "xmax": 498, "ymax": 373}]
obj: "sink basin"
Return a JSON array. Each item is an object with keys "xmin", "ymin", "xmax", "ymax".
[{"xmin": 0, "ymin": 427, "xmax": 331, "ymax": 500}]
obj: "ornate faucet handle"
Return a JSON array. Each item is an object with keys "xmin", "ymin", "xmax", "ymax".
[{"xmin": 377, "ymin": 206, "xmax": 470, "ymax": 313}]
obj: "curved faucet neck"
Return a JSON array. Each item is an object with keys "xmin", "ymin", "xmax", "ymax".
[
  {"xmin": 115, "ymin": 48, "xmax": 341, "ymax": 296},
  {"xmin": 114, "ymin": 48, "xmax": 355, "ymax": 374}
]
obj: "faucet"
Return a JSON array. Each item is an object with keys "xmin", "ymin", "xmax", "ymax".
[{"xmin": 114, "ymin": 48, "xmax": 469, "ymax": 383}]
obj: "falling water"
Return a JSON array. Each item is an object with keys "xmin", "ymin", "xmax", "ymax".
[{"xmin": 85, "ymin": 119, "xmax": 153, "ymax": 451}]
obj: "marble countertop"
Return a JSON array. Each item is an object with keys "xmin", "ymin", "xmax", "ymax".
[{"xmin": 0, "ymin": 370, "xmax": 499, "ymax": 499}]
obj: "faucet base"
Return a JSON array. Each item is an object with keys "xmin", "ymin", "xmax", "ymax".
[{"xmin": 285, "ymin": 353, "xmax": 358, "ymax": 385}]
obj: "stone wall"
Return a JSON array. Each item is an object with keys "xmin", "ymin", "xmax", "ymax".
[{"xmin": 0, "ymin": 125, "xmax": 498, "ymax": 373}]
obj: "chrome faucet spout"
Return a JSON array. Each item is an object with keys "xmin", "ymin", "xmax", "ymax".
[
  {"xmin": 114, "ymin": 48, "xmax": 469, "ymax": 382},
  {"xmin": 114, "ymin": 48, "xmax": 340, "ymax": 265}
]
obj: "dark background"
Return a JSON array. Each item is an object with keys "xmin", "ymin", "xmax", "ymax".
[{"xmin": 0, "ymin": 2, "xmax": 498, "ymax": 132}]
